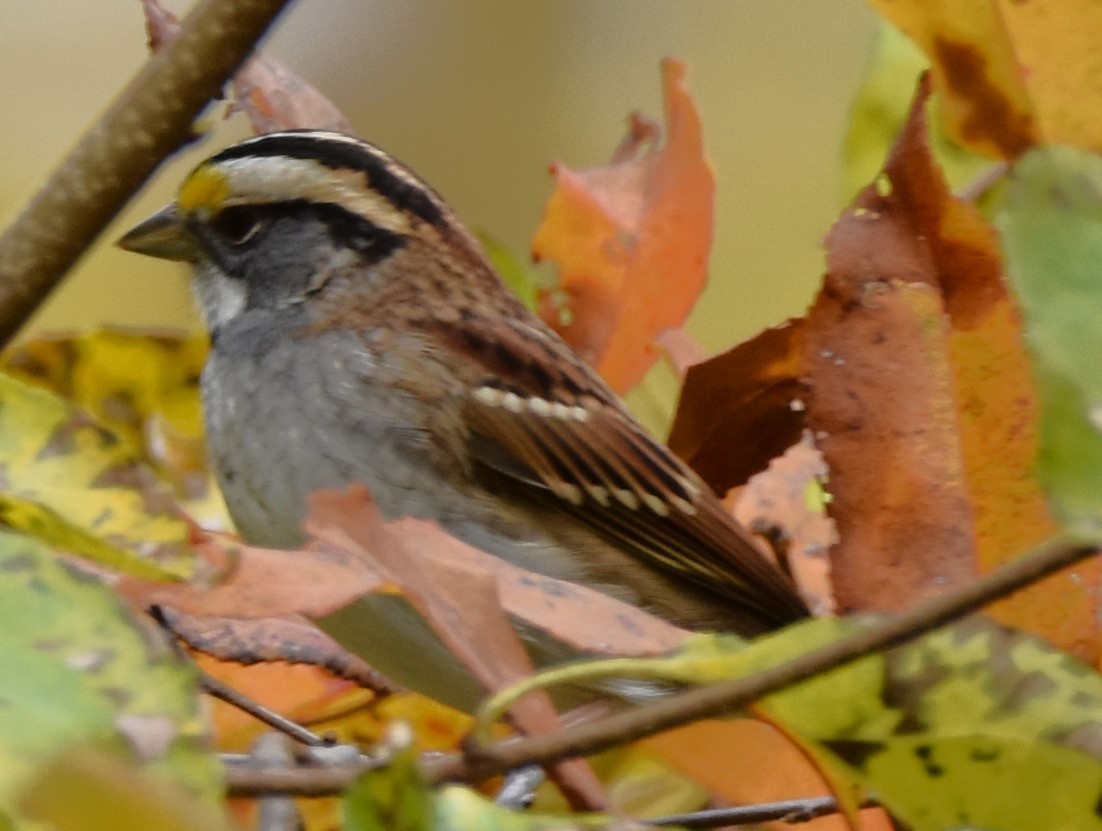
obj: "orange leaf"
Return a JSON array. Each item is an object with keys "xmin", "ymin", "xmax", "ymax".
[
  {"xmin": 871, "ymin": 1, "xmax": 1102, "ymax": 157},
  {"xmin": 646, "ymin": 721, "xmax": 894, "ymax": 831},
  {"xmin": 533, "ymin": 58, "xmax": 714, "ymax": 393},
  {"xmin": 868, "ymin": 0, "xmax": 1038, "ymax": 158}
]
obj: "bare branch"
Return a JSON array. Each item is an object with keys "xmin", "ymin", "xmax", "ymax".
[{"xmin": 0, "ymin": 0, "xmax": 295, "ymax": 346}]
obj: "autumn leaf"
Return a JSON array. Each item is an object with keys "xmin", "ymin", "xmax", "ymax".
[
  {"xmin": 843, "ymin": 21, "xmax": 993, "ymax": 200},
  {"xmin": 667, "ymin": 320, "xmax": 807, "ymax": 494},
  {"xmin": 801, "ymin": 77, "xmax": 1098, "ymax": 660},
  {"xmin": 0, "ymin": 534, "xmax": 219, "ymax": 827},
  {"xmin": 0, "ymin": 370, "xmax": 196, "ymax": 578},
  {"xmin": 866, "ymin": 1, "xmax": 1037, "ymax": 159},
  {"xmin": 121, "ymin": 488, "xmax": 685, "ymax": 666},
  {"xmin": 871, "ymin": 0, "xmax": 1102, "ymax": 158},
  {"xmin": 532, "ymin": 58, "xmax": 714, "ymax": 394},
  {"xmin": 3, "ymin": 329, "xmax": 224, "ymax": 531},
  {"xmin": 142, "ymin": 0, "xmax": 352, "ymax": 134}
]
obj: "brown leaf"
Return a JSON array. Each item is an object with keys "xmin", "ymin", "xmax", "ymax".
[
  {"xmin": 230, "ymin": 54, "xmax": 354, "ymax": 134},
  {"xmin": 805, "ymin": 79, "xmax": 980, "ymax": 614},
  {"xmin": 811, "ymin": 74, "xmax": 1098, "ymax": 658},
  {"xmin": 122, "ymin": 493, "xmax": 685, "ymax": 658},
  {"xmin": 160, "ymin": 608, "xmax": 392, "ymax": 693},
  {"xmin": 867, "ymin": 0, "xmax": 1038, "ymax": 159},
  {"xmin": 808, "ymin": 275, "xmax": 975, "ymax": 615},
  {"xmin": 305, "ymin": 487, "xmax": 611, "ymax": 809},
  {"xmin": 140, "ymin": 0, "xmax": 179, "ymax": 51},
  {"xmin": 667, "ymin": 320, "xmax": 807, "ymax": 494},
  {"xmin": 303, "ymin": 486, "xmax": 684, "ymax": 662},
  {"xmin": 118, "ymin": 535, "xmax": 380, "ymax": 619}
]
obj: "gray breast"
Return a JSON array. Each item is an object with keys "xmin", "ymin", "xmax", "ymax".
[{"xmin": 200, "ymin": 315, "xmax": 585, "ymax": 589}]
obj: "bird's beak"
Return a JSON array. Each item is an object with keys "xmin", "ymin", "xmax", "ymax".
[{"xmin": 116, "ymin": 204, "xmax": 201, "ymax": 263}]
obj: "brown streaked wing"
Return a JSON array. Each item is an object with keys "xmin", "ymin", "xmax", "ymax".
[
  {"xmin": 421, "ymin": 311, "xmax": 808, "ymax": 628},
  {"xmin": 461, "ymin": 379, "xmax": 809, "ymax": 628}
]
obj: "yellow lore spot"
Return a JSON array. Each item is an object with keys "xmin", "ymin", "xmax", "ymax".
[{"xmin": 178, "ymin": 165, "xmax": 230, "ymax": 214}]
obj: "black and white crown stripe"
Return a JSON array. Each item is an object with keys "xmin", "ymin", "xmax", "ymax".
[{"xmin": 203, "ymin": 131, "xmax": 452, "ymax": 231}]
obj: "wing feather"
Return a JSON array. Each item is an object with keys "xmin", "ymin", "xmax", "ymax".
[
  {"xmin": 464, "ymin": 385, "xmax": 808, "ymax": 625},
  {"xmin": 420, "ymin": 313, "xmax": 808, "ymax": 628}
]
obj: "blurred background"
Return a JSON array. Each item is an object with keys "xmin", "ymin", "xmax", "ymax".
[{"xmin": 0, "ymin": 1, "xmax": 877, "ymax": 379}]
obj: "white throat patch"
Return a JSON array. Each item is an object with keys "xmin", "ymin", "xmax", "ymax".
[{"xmin": 191, "ymin": 260, "xmax": 247, "ymax": 332}]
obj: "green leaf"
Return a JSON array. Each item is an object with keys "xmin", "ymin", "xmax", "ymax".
[
  {"xmin": 483, "ymin": 614, "xmax": 1102, "ymax": 830},
  {"xmin": 0, "ymin": 533, "xmax": 219, "ymax": 824},
  {"xmin": 477, "ymin": 232, "xmax": 545, "ymax": 313},
  {"xmin": 344, "ymin": 735, "xmax": 433, "ymax": 831},
  {"xmin": 0, "ymin": 372, "xmax": 193, "ymax": 578},
  {"xmin": 801, "ymin": 618, "xmax": 1102, "ymax": 831},
  {"xmin": 997, "ymin": 146, "xmax": 1102, "ymax": 534},
  {"xmin": 19, "ymin": 748, "xmax": 233, "ymax": 831},
  {"xmin": 478, "ymin": 232, "xmax": 570, "ymax": 323}
]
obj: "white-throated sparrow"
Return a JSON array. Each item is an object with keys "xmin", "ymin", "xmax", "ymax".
[{"xmin": 119, "ymin": 131, "xmax": 808, "ymax": 704}]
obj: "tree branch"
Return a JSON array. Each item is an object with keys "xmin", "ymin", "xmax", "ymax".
[
  {"xmin": 225, "ymin": 537, "xmax": 1096, "ymax": 796},
  {"xmin": 434, "ymin": 538, "xmax": 1095, "ymax": 782},
  {"xmin": 0, "ymin": 0, "xmax": 295, "ymax": 346}
]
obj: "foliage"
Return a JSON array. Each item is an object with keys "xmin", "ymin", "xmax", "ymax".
[{"xmin": 3, "ymin": 1, "xmax": 1102, "ymax": 830}]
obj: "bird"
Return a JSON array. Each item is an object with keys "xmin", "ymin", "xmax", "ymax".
[{"xmin": 119, "ymin": 130, "xmax": 808, "ymax": 709}]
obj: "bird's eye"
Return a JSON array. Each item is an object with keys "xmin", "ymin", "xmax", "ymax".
[{"xmin": 209, "ymin": 206, "xmax": 267, "ymax": 246}]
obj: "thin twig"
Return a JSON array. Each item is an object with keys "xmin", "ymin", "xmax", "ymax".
[
  {"xmin": 200, "ymin": 672, "xmax": 331, "ymax": 748},
  {"xmin": 225, "ymin": 537, "xmax": 1096, "ymax": 795},
  {"xmin": 652, "ymin": 795, "xmax": 877, "ymax": 828},
  {"xmin": 0, "ymin": 0, "xmax": 295, "ymax": 346},
  {"xmin": 152, "ymin": 605, "xmax": 338, "ymax": 749},
  {"xmin": 955, "ymin": 161, "xmax": 1009, "ymax": 204},
  {"xmin": 224, "ymin": 761, "xmax": 376, "ymax": 797}
]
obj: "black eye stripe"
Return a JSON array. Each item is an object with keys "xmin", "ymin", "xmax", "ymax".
[
  {"xmin": 227, "ymin": 200, "xmax": 403, "ymax": 258},
  {"xmin": 209, "ymin": 206, "xmax": 267, "ymax": 246},
  {"xmin": 209, "ymin": 132, "xmax": 446, "ymax": 229}
]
